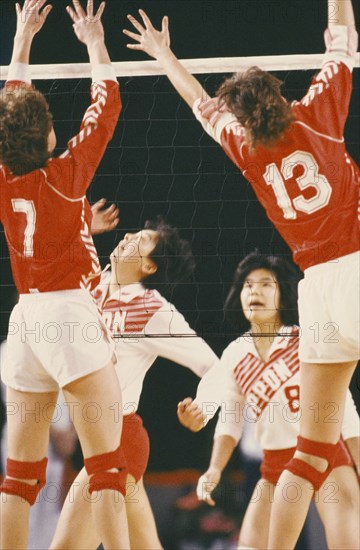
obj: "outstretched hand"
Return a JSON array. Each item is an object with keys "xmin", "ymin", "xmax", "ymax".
[
  {"xmin": 15, "ymin": 0, "xmax": 53, "ymax": 37},
  {"xmin": 177, "ymin": 397, "xmax": 205, "ymax": 432},
  {"xmin": 91, "ymin": 199, "xmax": 119, "ymax": 235},
  {"xmin": 67, "ymin": 0, "xmax": 105, "ymax": 45},
  {"xmin": 123, "ymin": 9, "xmax": 170, "ymax": 60}
]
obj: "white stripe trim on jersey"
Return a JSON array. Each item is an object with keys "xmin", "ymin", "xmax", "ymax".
[
  {"xmin": 292, "ymin": 121, "xmax": 344, "ymax": 143},
  {"xmin": 40, "ymin": 169, "xmax": 85, "ymax": 202}
]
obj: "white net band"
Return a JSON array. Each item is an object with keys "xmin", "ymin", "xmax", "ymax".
[{"xmin": 1, "ymin": 53, "xmax": 359, "ymax": 80}]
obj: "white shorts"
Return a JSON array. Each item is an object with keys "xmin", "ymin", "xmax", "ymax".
[
  {"xmin": 298, "ymin": 252, "xmax": 360, "ymax": 363},
  {"xmin": 1, "ymin": 289, "xmax": 116, "ymax": 392}
]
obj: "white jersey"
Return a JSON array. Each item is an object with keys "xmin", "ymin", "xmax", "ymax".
[
  {"xmin": 194, "ymin": 327, "xmax": 359, "ymax": 450},
  {"xmin": 93, "ymin": 270, "xmax": 219, "ymax": 413}
]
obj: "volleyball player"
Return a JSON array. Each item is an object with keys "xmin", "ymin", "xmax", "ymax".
[
  {"xmin": 178, "ymin": 252, "xmax": 360, "ymax": 549},
  {"xmin": 48, "ymin": 217, "xmax": 219, "ymax": 550},
  {"xmin": 124, "ymin": 1, "xmax": 359, "ymax": 546},
  {"xmin": 0, "ymin": 1, "xmax": 130, "ymax": 548}
]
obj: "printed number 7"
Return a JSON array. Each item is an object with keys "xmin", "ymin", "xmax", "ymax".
[{"xmin": 12, "ymin": 199, "xmax": 36, "ymax": 257}]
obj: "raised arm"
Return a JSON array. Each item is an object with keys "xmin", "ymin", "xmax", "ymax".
[
  {"xmin": 66, "ymin": 0, "xmax": 111, "ymax": 66},
  {"xmin": 329, "ymin": 0, "xmax": 356, "ymax": 27},
  {"xmin": 8, "ymin": 0, "xmax": 52, "ymax": 81},
  {"xmin": 123, "ymin": 10, "xmax": 208, "ymax": 108}
]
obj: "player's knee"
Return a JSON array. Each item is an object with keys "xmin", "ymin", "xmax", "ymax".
[
  {"xmin": 84, "ymin": 445, "xmax": 128, "ymax": 496},
  {"xmin": 285, "ymin": 436, "xmax": 340, "ymax": 491},
  {"xmin": 0, "ymin": 457, "xmax": 48, "ymax": 505}
]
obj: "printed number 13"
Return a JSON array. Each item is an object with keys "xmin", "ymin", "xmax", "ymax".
[
  {"xmin": 264, "ymin": 151, "xmax": 332, "ymax": 219},
  {"xmin": 12, "ymin": 199, "xmax": 36, "ymax": 257}
]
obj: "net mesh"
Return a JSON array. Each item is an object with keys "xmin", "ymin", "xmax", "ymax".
[{"xmin": 0, "ymin": 59, "xmax": 359, "ymax": 345}]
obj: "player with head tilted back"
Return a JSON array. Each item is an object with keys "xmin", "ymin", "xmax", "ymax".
[
  {"xmin": 177, "ymin": 252, "xmax": 360, "ymax": 549},
  {"xmin": 49, "ymin": 217, "xmax": 220, "ymax": 550},
  {"xmin": 0, "ymin": 1, "xmax": 130, "ymax": 549},
  {"xmin": 123, "ymin": 1, "xmax": 359, "ymax": 547}
]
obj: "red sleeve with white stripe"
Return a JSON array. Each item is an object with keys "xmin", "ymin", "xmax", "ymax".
[
  {"xmin": 47, "ymin": 65, "xmax": 121, "ymax": 199},
  {"xmin": 297, "ymin": 26, "xmax": 358, "ymax": 140}
]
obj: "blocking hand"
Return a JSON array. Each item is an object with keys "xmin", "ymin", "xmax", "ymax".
[
  {"xmin": 123, "ymin": 9, "xmax": 170, "ymax": 60},
  {"xmin": 15, "ymin": 0, "xmax": 53, "ymax": 37},
  {"xmin": 67, "ymin": 0, "xmax": 105, "ymax": 46}
]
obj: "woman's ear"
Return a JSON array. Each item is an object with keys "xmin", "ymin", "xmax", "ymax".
[{"xmin": 142, "ymin": 259, "xmax": 158, "ymax": 277}]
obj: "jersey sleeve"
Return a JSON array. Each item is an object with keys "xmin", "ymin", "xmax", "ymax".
[
  {"xmin": 193, "ymin": 343, "xmax": 242, "ymax": 429},
  {"xmin": 341, "ymin": 389, "xmax": 360, "ymax": 441},
  {"xmin": 192, "ymin": 96, "xmax": 243, "ymax": 145},
  {"xmin": 145, "ymin": 304, "xmax": 219, "ymax": 377},
  {"xmin": 5, "ymin": 62, "xmax": 32, "ymax": 86},
  {"xmin": 47, "ymin": 65, "xmax": 121, "ymax": 199},
  {"xmin": 298, "ymin": 26, "xmax": 358, "ymax": 140}
]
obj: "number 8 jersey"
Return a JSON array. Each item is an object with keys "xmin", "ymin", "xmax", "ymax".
[
  {"xmin": 193, "ymin": 26, "xmax": 359, "ymax": 271},
  {"xmin": 0, "ymin": 64, "xmax": 121, "ymax": 294}
]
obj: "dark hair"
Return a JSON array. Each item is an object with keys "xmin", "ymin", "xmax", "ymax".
[
  {"xmin": 142, "ymin": 217, "xmax": 195, "ymax": 296},
  {"xmin": 217, "ymin": 67, "xmax": 294, "ymax": 150},
  {"xmin": 225, "ymin": 251, "xmax": 300, "ymax": 331},
  {"xmin": 0, "ymin": 85, "xmax": 52, "ymax": 176}
]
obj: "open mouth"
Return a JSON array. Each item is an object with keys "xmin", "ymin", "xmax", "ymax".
[{"xmin": 249, "ymin": 301, "xmax": 264, "ymax": 308}]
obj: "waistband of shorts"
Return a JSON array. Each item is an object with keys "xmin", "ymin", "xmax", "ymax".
[
  {"xmin": 304, "ymin": 251, "xmax": 360, "ymax": 277},
  {"xmin": 19, "ymin": 288, "xmax": 91, "ymax": 302}
]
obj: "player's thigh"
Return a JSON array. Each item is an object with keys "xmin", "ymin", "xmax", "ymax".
[
  {"xmin": 126, "ymin": 475, "xmax": 162, "ymax": 550},
  {"xmin": 299, "ymin": 361, "xmax": 357, "ymax": 443},
  {"xmin": 50, "ymin": 467, "xmax": 100, "ymax": 550},
  {"xmin": 239, "ymin": 478, "xmax": 274, "ymax": 548},
  {"xmin": 6, "ymin": 387, "xmax": 58, "ymax": 461},
  {"xmin": 62, "ymin": 361, "xmax": 122, "ymax": 458}
]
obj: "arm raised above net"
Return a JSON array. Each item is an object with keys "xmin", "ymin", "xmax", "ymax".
[
  {"xmin": 11, "ymin": 1, "xmax": 53, "ymax": 65},
  {"xmin": 329, "ymin": 0, "xmax": 356, "ymax": 27},
  {"xmin": 123, "ymin": 10, "xmax": 209, "ymax": 108}
]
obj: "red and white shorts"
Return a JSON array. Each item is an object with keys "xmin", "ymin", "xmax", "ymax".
[
  {"xmin": 260, "ymin": 438, "xmax": 353, "ymax": 485},
  {"xmin": 1, "ymin": 289, "xmax": 115, "ymax": 392}
]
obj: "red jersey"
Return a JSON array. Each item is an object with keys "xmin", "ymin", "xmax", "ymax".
[
  {"xmin": 0, "ymin": 64, "xmax": 121, "ymax": 293},
  {"xmin": 193, "ymin": 26, "xmax": 360, "ymax": 271}
]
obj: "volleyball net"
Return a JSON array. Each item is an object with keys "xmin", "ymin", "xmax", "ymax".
[{"xmin": 0, "ymin": 54, "xmax": 359, "ymax": 341}]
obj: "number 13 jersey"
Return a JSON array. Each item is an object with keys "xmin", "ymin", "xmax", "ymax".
[{"xmin": 193, "ymin": 26, "xmax": 360, "ymax": 271}]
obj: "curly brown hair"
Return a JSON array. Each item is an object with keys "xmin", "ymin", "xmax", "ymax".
[
  {"xmin": 0, "ymin": 85, "xmax": 53, "ymax": 176},
  {"xmin": 217, "ymin": 67, "xmax": 294, "ymax": 150}
]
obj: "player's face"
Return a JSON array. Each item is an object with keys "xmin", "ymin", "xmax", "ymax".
[
  {"xmin": 111, "ymin": 229, "xmax": 159, "ymax": 263},
  {"xmin": 240, "ymin": 268, "xmax": 281, "ymax": 327},
  {"xmin": 47, "ymin": 126, "xmax": 56, "ymax": 153}
]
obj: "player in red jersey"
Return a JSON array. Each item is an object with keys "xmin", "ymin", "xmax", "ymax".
[
  {"xmin": 0, "ymin": 2, "xmax": 130, "ymax": 548},
  {"xmin": 177, "ymin": 252, "xmax": 360, "ymax": 549},
  {"xmin": 123, "ymin": 1, "xmax": 359, "ymax": 547},
  {"xmin": 50, "ymin": 217, "xmax": 220, "ymax": 550}
]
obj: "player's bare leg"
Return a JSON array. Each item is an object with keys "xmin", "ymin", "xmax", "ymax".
[
  {"xmin": 0, "ymin": 388, "xmax": 58, "ymax": 550},
  {"xmin": 237, "ymin": 478, "xmax": 274, "ymax": 548},
  {"xmin": 268, "ymin": 360, "xmax": 357, "ymax": 549},
  {"xmin": 316, "ymin": 465, "xmax": 360, "ymax": 549},
  {"xmin": 125, "ymin": 475, "xmax": 162, "ymax": 549},
  {"xmin": 62, "ymin": 362, "xmax": 130, "ymax": 550},
  {"xmin": 50, "ymin": 467, "xmax": 100, "ymax": 549}
]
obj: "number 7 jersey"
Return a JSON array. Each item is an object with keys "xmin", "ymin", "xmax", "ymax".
[
  {"xmin": 193, "ymin": 26, "xmax": 360, "ymax": 271},
  {"xmin": 0, "ymin": 65, "xmax": 121, "ymax": 293}
]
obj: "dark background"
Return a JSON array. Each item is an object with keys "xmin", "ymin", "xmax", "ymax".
[{"xmin": 0, "ymin": 0, "xmax": 359, "ymax": 471}]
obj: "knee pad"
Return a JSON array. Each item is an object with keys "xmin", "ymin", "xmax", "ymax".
[
  {"xmin": 285, "ymin": 436, "xmax": 340, "ymax": 490},
  {"xmin": 0, "ymin": 457, "xmax": 48, "ymax": 505},
  {"xmin": 84, "ymin": 445, "xmax": 128, "ymax": 496}
]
